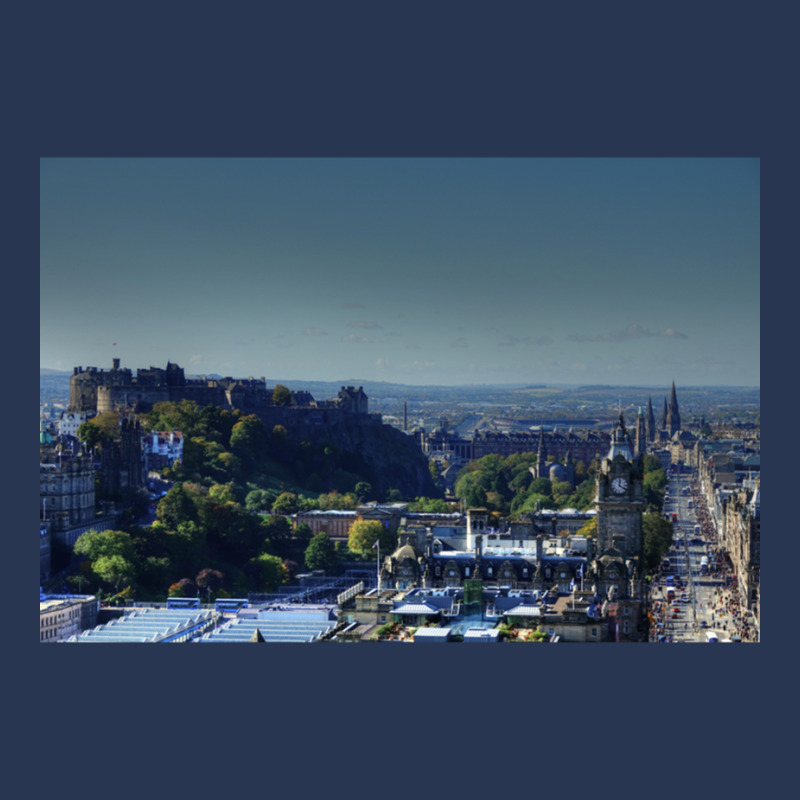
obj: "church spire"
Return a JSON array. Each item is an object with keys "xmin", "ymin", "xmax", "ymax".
[
  {"xmin": 666, "ymin": 381, "xmax": 681, "ymax": 437},
  {"xmin": 646, "ymin": 396, "xmax": 656, "ymax": 442}
]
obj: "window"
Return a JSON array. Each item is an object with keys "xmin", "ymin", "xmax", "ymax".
[{"xmin": 591, "ymin": 628, "xmax": 597, "ymax": 637}]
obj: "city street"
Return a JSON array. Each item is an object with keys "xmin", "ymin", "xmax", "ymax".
[{"xmin": 649, "ymin": 465, "xmax": 755, "ymax": 643}]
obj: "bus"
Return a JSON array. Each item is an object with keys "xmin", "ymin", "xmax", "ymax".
[
  {"xmin": 706, "ymin": 631, "xmax": 718, "ymax": 643},
  {"xmin": 666, "ymin": 586, "xmax": 676, "ymax": 602},
  {"xmin": 700, "ymin": 556, "xmax": 709, "ymax": 575}
]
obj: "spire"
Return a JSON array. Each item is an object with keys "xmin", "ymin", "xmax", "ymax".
[
  {"xmin": 646, "ymin": 396, "xmax": 656, "ymax": 442},
  {"xmin": 607, "ymin": 412, "xmax": 633, "ymax": 460},
  {"xmin": 667, "ymin": 381, "xmax": 681, "ymax": 436}
]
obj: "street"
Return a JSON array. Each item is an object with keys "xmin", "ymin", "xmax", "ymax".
[{"xmin": 649, "ymin": 465, "xmax": 756, "ymax": 643}]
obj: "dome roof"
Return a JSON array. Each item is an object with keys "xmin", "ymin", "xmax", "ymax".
[{"xmin": 393, "ymin": 543, "xmax": 418, "ymax": 562}]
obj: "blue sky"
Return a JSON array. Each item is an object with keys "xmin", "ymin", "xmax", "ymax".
[{"xmin": 40, "ymin": 158, "xmax": 759, "ymax": 387}]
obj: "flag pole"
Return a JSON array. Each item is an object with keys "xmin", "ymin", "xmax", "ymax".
[{"xmin": 376, "ymin": 540, "xmax": 380, "ymax": 591}]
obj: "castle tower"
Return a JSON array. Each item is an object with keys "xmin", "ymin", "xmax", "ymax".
[{"xmin": 666, "ymin": 381, "xmax": 681, "ymax": 437}]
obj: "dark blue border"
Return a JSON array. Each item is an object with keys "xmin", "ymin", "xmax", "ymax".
[{"xmin": 17, "ymin": 1, "xmax": 781, "ymax": 793}]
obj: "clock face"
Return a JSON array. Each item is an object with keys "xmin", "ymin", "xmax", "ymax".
[{"xmin": 611, "ymin": 477, "xmax": 628, "ymax": 494}]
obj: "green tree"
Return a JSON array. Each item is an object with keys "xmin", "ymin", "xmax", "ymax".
[
  {"xmin": 156, "ymin": 483, "xmax": 198, "ymax": 530},
  {"xmin": 294, "ymin": 522, "xmax": 313, "ymax": 543},
  {"xmin": 74, "ymin": 529, "xmax": 136, "ymax": 563},
  {"xmin": 261, "ymin": 514, "xmax": 293, "ymax": 542},
  {"xmin": 354, "ymin": 481, "xmax": 373, "ymax": 500},
  {"xmin": 245, "ymin": 488, "xmax": 276, "ymax": 513},
  {"xmin": 642, "ymin": 513, "xmax": 674, "ymax": 570},
  {"xmin": 272, "ymin": 491, "xmax": 299, "ymax": 515},
  {"xmin": 347, "ymin": 519, "xmax": 395, "ymax": 554},
  {"xmin": 93, "ymin": 554, "xmax": 136, "ymax": 592},
  {"xmin": 273, "ymin": 384, "xmax": 293, "ymax": 406},
  {"xmin": 304, "ymin": 532, "xmax": 338, "ymax": 573},
  {"xmin": 245, "ymin": 553, "xmax": 288, "ymax": 592},
  {"xmin": 208, "ymin": 482, "xmax": 238, "ymax": 505},
  {"xmin": 551, "ymin": 478, "xmax": 573, "ymax": 506},
  {"xmin": 643, "ymin": 467, "xmax": 668, "ymax": 510},
  {"xmin": 229, "ymin": 414, "xmax": 268, "ymax": 469}
]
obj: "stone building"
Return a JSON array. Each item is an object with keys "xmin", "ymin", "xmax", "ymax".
[
  {"xmin": 40, "ymin": 436, "xmax": 96, "ymax": 547},
  {"xmin": 581, "ymin": 412, "xmax": 648, "ymax": 640},
  {"xmin": 69, "ymin": 359, "xmax": 370, "ymax": 423},
  {"xmin": 39, "ymin": 595, "xmax": 99, "ymax": 643},
  {"xmin": 723, "ymin": 486, "xmax": 760, "ymax": 620}
]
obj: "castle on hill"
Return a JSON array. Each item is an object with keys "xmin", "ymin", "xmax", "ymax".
[{"xmin": 69, "ymin": 358, "xmax": 370, "ymax": 422}]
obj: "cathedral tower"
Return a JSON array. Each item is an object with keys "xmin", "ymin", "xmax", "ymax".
[
  {"xmin": 666, "ymin": 381, "xmax": 681, "ymax": 437},
  {"xmin": 646, "ymin": 396, "xmax": 656, "ymax": 443}
]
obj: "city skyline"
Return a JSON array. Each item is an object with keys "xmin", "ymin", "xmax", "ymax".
[{"xmin": 40, "ymin": 158, "xmax": 760, "ymax": 387}]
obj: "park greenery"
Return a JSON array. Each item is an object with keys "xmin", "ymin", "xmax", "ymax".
[
  {"xmin": 67, "ymin": 399, "xmax": 672, "ymax": 601},
  {"xmin": 453, "ymin": 451, "xmax": 668, "ymax": 519}
]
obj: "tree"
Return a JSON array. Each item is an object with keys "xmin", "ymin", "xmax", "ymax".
[
  {"xmin": 261, "ymin": 514, "xmax": 293, "ymax": 542},
  {"xmin": 74, "ymin": 529, "xmax": 136, "ymax": 563},
  {"xmin": 354, "ymin": 481, "xmax": 373, "ymax": 501},
  {"xmin": 245, "ymin": 554, "xmax": 288, "ymax": 592},
  {"xmin": 304, "ymin": 532, "xmax": 338, "ymax": 573},
  {"xmin": 229, "ymin": 414, "xmax": 268, "ymax": 469},
  {"xmin": 196, "ymin": 568, "xmax": 224, "ymax": 601},
  {"xmin": 77, "ymin": 412, "xmax": 121, "ymax": 452},
  {"xmin": 245, "ymin": 488, "xmax": 276, "ymax": 513},
  {"xmin": 642, "ymin": 513, "xmax": 674, "ymax": 570},
  {"xmin": 208, "ymin": 482, "xmax": 238, "ymax": 505},
  {"xmin": 575, "ymin": 517, "xmax": 598, "ymax": 539},
  {"xmin": 347, "ymin": 519, "xmax": 395, "ymax": 554},
  {"xmin": 294, "ymin": 522, "xmax": 313, "ymax": 542},
  {"xmin": 168, "ymin": 578, "xmax": 198, "ymax": 597},
  {"xmin": 273, "ymin": 384, "xmax": 293, "ymax": 406},
  {"xmin": 272, "ymin": 491, "xmax": 299, "ymax": 515},
  {"xmin": 156, "ymin": 483, "xmax": 198, "ymax": 530},
  {"xmin": 93, "ymin": 554, "xmax": 136, "ymax": 592}
]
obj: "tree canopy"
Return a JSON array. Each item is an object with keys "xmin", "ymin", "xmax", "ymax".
[
  {"xmin": 304, "ymin": 532, "xmax": 338, "ymax": 573},
  {"xmin": 347, "ymin": 519, "xmax": 395, "ymax": 554}
]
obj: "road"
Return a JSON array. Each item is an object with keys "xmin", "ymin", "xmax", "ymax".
[{"xmin": 649, "ymin": 465, "xmax": 746, "ymax": 643}]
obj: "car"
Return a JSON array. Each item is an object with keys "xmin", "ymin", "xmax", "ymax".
[{"xmin": 700, "ymin": 620, "xmax": 708, "ymax": 628}]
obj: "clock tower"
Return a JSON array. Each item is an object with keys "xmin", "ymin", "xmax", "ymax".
[
  {"xmin": 595, "ymin": 412, "xmax": 645, "ymax": 559},
  {"xmin": 589, "ymin": 412, "xmax": 648, "ymax": 640}
]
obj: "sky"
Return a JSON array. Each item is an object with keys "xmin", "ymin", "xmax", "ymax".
[{"xmin": 40, "ymin": 158, "xmax": 759, "ymax": 387}]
